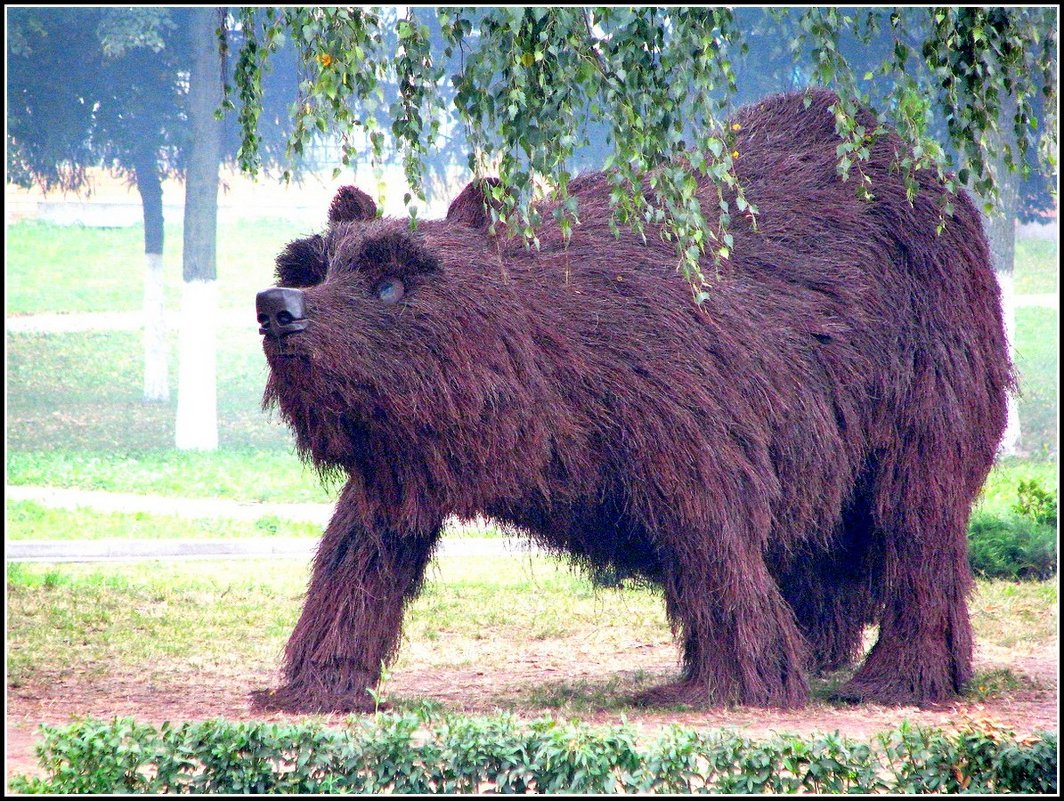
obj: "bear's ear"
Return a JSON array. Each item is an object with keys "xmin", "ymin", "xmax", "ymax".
[
  {"xmin": 276, "ymin": 234, "xmax": 328, "ymax": 287},
  {"xmin": 329, "ymin": 185, "xmax": 377, "ymax": 224},
  {"xmin": 446, "ymin": 177, "xmax": 503, "ymax": 228}
]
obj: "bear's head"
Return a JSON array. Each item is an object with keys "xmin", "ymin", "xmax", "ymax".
[{"xmin": 256, "ymin": 180, "xmax": 576, "ymax": 528}]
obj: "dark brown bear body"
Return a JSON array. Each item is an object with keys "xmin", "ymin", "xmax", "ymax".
[{"xmin": 254, "ymin": 90, "xmax": 1012, "ymax": 713}]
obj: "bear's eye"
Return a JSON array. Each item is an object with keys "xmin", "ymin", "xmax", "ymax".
[{"xmin": 376, "ymin": 277, "xmax": 405, "ymax": 304}]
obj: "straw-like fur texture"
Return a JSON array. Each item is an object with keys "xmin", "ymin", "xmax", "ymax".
[{"xmin": 253, "ymin": 90, "xmax": 1011, "ymax": 713}]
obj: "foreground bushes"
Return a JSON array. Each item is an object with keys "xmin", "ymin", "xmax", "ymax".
[{"xmin": 9, "ymin": 714, "xmax": 1057, "ymax": 794}]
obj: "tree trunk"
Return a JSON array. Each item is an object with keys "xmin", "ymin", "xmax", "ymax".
[
  {"xmin": 994, "ymin": 267, "xmax": 1021, "ymax": 456},
  {"xmin": 175, "ymin": 7, "xmax": 223, "ymax": 451},
  {"xmin": 134, "ymin": 157, "xmax": 169, "ymax": 402},
  {"xmin": 979, "ymin": 102, "xmax": 1022, "ymax": 456}
]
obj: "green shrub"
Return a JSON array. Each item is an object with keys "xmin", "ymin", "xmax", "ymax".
[
  {"xmin": 968, "ymin": 512, "xmax": 1057, "ymax": 580},
  {"xmin": 1013, "ymin": 480, "xmax": 1058, "ymax": 528},
  {"xmin": 879, "ymin": 720, "xmax": 1058, "ymax": 794},
  {"xmin": 7, "ymin": 714, "xmax": 1057, "ymax": 794},
  {"xmin": 8, "ymin": 717, "xmax": 160, "ymax": 794},
  {"xmin": 253, "ymin": 515, "xmax": 282, "ymax": 535}
]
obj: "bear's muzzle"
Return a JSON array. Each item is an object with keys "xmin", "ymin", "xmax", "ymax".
[{"xmin": 257, "ymin": 287, "xmax": 309, "ymax": 340}]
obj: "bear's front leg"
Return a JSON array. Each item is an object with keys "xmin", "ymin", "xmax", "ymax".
[{"xmin": 253, "ymin": 483, "xmax": 441, "ymax": 713}]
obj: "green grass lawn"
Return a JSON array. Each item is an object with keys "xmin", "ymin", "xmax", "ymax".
[
  {"xmin": 7, "ymin": 555, "xmax": 1056, "ymax": 708},
  {"xmin": 5, "ymin": 218, "xmax": 311, "ymax": 315},
  {"xmin": 6, "ymin": 449, "xmax": 333, "ymax": 503},
  {"xmin": 1014, "ymin": 306, "xmax": 1058, "ymax": 461},
  {"xmin": 5, "ymin": 329, "xmax": 285, "ymax": 452},
  {"xmin": 978, "ymin": 458, "xmax": 1059, "ymax": 518},
  {"xmin": 5, "ymin": 502, "xmax": 324, "ymax": 541},
  {"xmin": 1014, "ymin": 238, "xmax": 1059, "ymax": 295}
]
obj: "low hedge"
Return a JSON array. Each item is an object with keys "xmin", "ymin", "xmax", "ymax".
[{"xmin": 8, "ymin": 713, "xmax": 1057, "ymax": 794}]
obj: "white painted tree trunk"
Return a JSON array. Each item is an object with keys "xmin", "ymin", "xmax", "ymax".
[
  {"xmin": 996, "ymin": 270, "xmax": 1021, "ymax": 455},
  {"xmin": 973, "ymin": 93, "xmax": 1022, "ymax": 457},
  {"xmin": 142, "ymin": 253, "xmax": 169, "ymax": 401},
  {"xmin": 175, "ymin": 8, "xmax": 223, "ymax": 452},
  {"xmin": 174, "ymin": 279, "xmax": 219, "ymax": 451}
]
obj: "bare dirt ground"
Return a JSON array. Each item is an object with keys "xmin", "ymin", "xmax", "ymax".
[{"xmin": 7, "ymin": 638, "xmax": 1058, "ymax": 785}]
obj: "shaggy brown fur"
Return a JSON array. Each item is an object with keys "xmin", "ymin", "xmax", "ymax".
[{"xmin": 253, "ymin": 90, "xmax": 1012, "ymax": 713}]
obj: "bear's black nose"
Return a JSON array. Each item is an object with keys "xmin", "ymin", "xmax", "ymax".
[{"xmin": 257, "ymin": 287, "xmax": 309, "ymax": 339}]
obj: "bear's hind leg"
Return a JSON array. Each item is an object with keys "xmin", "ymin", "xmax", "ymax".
[
  {"xmin": 777, "ymin": 493, "xmax": 880, "ymax": 675},
  {"xmin": 779, "ymin": 547, "xmax": 874, "ymax": 675},
  {"xmin": 637, "ymin": 524, "xmax": 810, "ymax": 708},
  {"xmin": 835, "ymin": 456, "xmax": 976, "ymax": 705}
]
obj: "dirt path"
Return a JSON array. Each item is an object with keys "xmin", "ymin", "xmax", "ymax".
[
  {"xmin": 7, "ymin": 639, "xmax": 1057, "ymax": 784},
  {"xmin": 7, "ymin": 484, "xmax": 333, "ymax": 525}
]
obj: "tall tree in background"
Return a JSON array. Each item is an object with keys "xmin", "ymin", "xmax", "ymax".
[
  {"xmin": 8, "ymin": 7, "xmax": 298, "ymax": 449},
  {"xmin": 174, "ymin": 7, "xmax": 224, "ymax": 450},
  {"xmin": 8, "ymin": 7, "xmax": 188, "ymax": 402}
]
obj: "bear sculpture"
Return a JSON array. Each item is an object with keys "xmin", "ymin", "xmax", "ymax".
[{"xmin": 254, "ymin": 90, "xmax": 1011, "ymax": 713}]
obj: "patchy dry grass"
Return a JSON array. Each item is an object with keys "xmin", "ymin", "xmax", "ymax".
[
  {"xmin": 5, "ymin": 555, "xmax": 665, "ymax": 689},
  {"xmin": 971, "ymin": 577, "xmax": 1058, "ymax": 650},
  {"xmin": 964, "ymin": 667, "xmax": 1035, "ymax": 702},
  {"xmin": 5, "ymin": 559, "xmax": 302, "ymax": 689},
  {"xmin": 7, "ymin": 554, "xmax": 1056, "ymax": 713}
]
